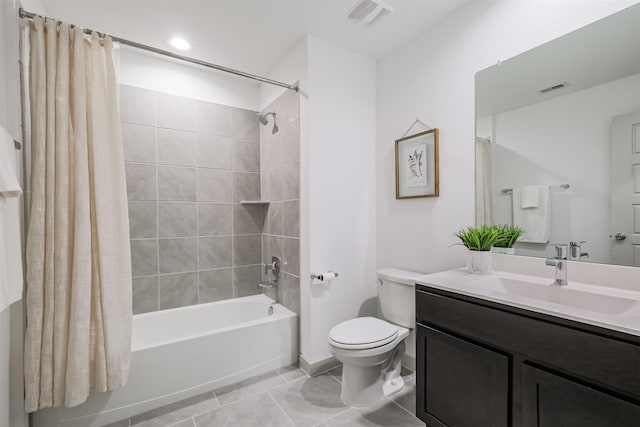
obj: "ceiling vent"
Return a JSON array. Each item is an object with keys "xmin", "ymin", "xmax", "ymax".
[{"xmin": 348, "ymin": 0, "xmax": 394, "ymax": 26}]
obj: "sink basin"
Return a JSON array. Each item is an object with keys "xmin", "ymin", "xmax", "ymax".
[{"xmin": 471, "ymin": 276, "xmax": 638, "ymax": 315}]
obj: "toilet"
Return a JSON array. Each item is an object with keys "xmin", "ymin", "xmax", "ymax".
[{"xmin": 328, "ymin": 268, "xmax": 421, "ymax": 407}]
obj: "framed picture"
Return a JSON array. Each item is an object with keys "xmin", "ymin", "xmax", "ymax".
[{"xmin": 395, "ymin": 128, "xmax": 439, "ymax": 199}]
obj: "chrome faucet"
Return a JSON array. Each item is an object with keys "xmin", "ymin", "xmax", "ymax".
[
  {"xmin": 258, "ymin": 256, "xmax": 281, "ymax": 289},
  {"xmin": 545, "ymin": 244, "xmax": 568, "ymax": 286},
  {"xmin": 569, "ymin": 241, "xmax": 589, "ymax": 261}
]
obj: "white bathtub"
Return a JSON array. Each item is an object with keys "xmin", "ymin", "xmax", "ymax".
[{"xmin": 32, "ymin": 294, "xmax": 298, "ymax": 426}]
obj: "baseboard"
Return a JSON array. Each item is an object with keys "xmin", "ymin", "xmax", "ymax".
[
  {"xmin": 402, "ymin": 354, "xmax": 416, "ymax": 371},
  {"xmin": 299, "ymin": 355, "xmax": 340, "ymax": 377}
]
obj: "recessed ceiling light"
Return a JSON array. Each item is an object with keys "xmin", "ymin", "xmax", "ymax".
[{"xmin": 169, "ymin": 37, "xmax": 190, "ymax": 50}]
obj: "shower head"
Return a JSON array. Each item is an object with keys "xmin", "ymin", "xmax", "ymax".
[{"xmin": 257, "ymin": 111, "xmax": 279, "ymax": 134}]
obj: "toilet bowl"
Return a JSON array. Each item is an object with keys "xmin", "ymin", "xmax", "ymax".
[
  {"xmin": 328, "ymin": 268, "xmax": 422, "ymax": 407},
  {"xmin": 329, "ymin": 317, "xmax": 410, "ymax": 407}
]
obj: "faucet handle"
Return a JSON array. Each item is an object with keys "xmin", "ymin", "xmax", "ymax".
[{"xmin": 550, "ymin": 243, "xmax": 568, "ymax": 259}]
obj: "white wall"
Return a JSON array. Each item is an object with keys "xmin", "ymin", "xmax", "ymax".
[
  {"xmin": 305, "ymin": 37, "xmax": 377, "ymax": 364},
  {"xmin": 0, "ymin": 1, "xmax": 27, "ymax": 426},
  {"xmin": 262, "ymin": 36, "xmax": 377, "ymax": 365},
  {"xmin": 118, "ymin": 47, "xmax": 260, "ymax": 111},
  {"xmin": 490, "ymin": 73, "xmax": 640, "ymax": 263},
  {"xmin": 376, "ymin": 0, "xmax": 639, "ymax": 276}
]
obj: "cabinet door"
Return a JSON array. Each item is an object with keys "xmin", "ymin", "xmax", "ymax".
[
  {"xmin": 417, "ymin": 324, "xmax": 510, "ymax": 427},
  {"xmin": 522, "ymin": 363, "xmax": 640, "ymax": 427}
]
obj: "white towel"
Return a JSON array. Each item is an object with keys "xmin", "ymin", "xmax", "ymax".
[
  {"xmin": 521, "ymin": 185, "xmax": 541, "ymax": 209},
  {"xmin": 513, "ymin": 185, "xmax": 550, "ymax": 244},
  {"xmin": 0, "ymin": 125, "xmax": 24, "ymax": 312}
]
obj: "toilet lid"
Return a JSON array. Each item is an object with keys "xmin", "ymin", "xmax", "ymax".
[{"xmin": 329, "ymin": 317, "xmax": 399, "ymax": 348}]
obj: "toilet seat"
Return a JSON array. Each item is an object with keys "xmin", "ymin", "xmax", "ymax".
[{"xmin": 329, "ymin": 317, "xmax": 399, "ymax": 350}]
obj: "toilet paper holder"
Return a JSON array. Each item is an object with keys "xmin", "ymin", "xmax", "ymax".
[{"xmin": 311, "ymin": 271, "xmax": 339, "ymax": 282}]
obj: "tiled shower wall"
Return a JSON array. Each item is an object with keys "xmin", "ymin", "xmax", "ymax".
[
  {"xmin": 261, "ymin": 90, "xmax": 301, "ymax": 314},
  {"xmin": 120, "ymin": 84, "xmax": 264, "ymax": 314}
]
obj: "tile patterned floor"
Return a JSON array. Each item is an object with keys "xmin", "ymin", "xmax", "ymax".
[{"xmin": 106, "ymin": 364, "xmax": 424, "ymax": 427}]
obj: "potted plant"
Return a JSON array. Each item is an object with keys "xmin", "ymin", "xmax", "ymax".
[
  {"xmin": 455, "ymin": 225, "xmax": 501, "ymax": 274},
  {"xmin": 492, "ymin": 225, "xmax": 523, "ymax": 255}
]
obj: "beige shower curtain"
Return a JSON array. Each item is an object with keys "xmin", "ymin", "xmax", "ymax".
[
  {"xmin": 475, "ymin": 137, "xmax": 494, "ymax": 226},
  {"xmin": 24, "ymin": 17, "xmax": 132, "ymax": 411}
]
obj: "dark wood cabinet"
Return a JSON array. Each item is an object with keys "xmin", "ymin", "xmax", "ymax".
[
  {"xmin": 415, "ymin": 286, "xmax": 640, "ymax": 427},
  {"xmin": 521, "ymin": 364, "xmax": 640, "ymax": 427},
  {"xmin": 417, "ymin": 325, "xmax": 510, "ymax": 427}
]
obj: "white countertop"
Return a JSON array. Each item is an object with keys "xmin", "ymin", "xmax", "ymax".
[{"xmin": 416, "ymin": 268, "xmax": 640, "ymax": 337}]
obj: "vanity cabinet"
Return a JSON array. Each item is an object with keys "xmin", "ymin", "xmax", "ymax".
[{"xmin": 415, "ymin": 285, "xmax": 640, "ymax": 427}]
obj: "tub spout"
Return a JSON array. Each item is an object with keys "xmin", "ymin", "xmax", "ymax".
[{"xmin": 258, "ymin": 280, "xmax": 277, "ymax": 288}]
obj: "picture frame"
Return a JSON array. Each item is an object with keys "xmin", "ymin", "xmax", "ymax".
[{"xmin": 395, "ymin": 128, "xmax": 439, "ymax": 199}]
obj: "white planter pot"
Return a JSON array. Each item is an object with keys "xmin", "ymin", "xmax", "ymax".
[{"xmin": 467, "ymin": 250, "xmax": 492, "ymax": 274}]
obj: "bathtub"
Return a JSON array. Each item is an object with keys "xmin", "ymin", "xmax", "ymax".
[{"xmin": 32, "ymin": 294, "xmax": 298, "ymax": 427}]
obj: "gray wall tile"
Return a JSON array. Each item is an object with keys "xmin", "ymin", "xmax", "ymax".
[
  {"xmin": 281, "ymin": 120, "xmax": 300, "ymax": 165},
  {"xmin": 199, "ymin": 236, "xmax": 232, "ymax": 269},
  {"xmin": 198, "ymin": 169, "xmax": 232, "ymax": 202},
  {"xmin": 233, "ymin": 172, "xmax": 261, "ymax": 202},
  {"xmin": 120, "ymin": 85, "xmax": 155, "ymax": 126},
  {"xmin": 132, "ymin": 276, "xmax": 158, "ymax": 314},
  {"xmin": 125, "ymin": 163, "xmax": 157, "ymax": 201},
  {"xmin": 233, "ymin": 265, "xmax": 262, "ymax": 297},
  {"xmin": 231, "ymin": 108, "xmax": 259, "ymax": 142},
  {"xmin": 266, "ymin": 235, "xmax": 283, "ymax": 263},
  {"xmin": 121, "ymin": 123, "xmax": 156, "ymax": 163},
  {"xmin": 128, "ymin": 201, "xmax": 158, "ymax": 238},
  {"xmin": 158, "ymin": 202, "xmax": 197, "ymax": 237},
  {"xmin": 266, "ymin": 169, "xmax": 282, "ymax": 202},
  {"xmin": 198, "ymin": 203, "xmax": 232, "ymax": 235},
  {"xmin": 265, "ymin": 202, "xmax": 283, "ymax": 236},
  {"xmin": 233, "ymin": 204, "xmax": 263, "ymax": 234},
  {"xmin": 130, "ymin": 239, "xmax": 158, "ymax": 277},
  {"xmin": 199, "ymin": 269, "xmax": 233, "ymax": 303},
  {"xmin": 233, "ymin": 235, "xmax": 262, "ymax": 266},
  {"xmin": 159, "ymin": 272, "xmax": 198, "ymax": 309},
  {"xmin": 159, "ymin": 238, "xmax": 197, "ymax": 273},
  {"xmin": 156, "ymin": 93, "xmax": 196, "ymax": 132},
  {"xmin": 283, "ymin": 237, "xmax": 299, "ymax": 275},
  {"xmin": 158, "ymin": 166, "xmax": 196, "ymax": 201},
  {"xmin": 282, "ymin": 200, "xmax": 299, "ymax": 238},
  {"xmin": 196, "ymin": 100, "xmax": 230, "ymax": 136},
  {"xmin": 282, "ymin": 161, "xmax": 299, "ymax": 200},
  {"xmin": 157, "ymin": 129, "xmax": 197, "ymax": 166},
  {"xmin": 232, "ymin": 140, "xmax": 260, "ymax": 172},
  {"xmin": 282, "ymin": 273, "xmax": 300, "ymax": 314},
  {"xmin": 197, "ymin": 134, "xmax": 231, "ymax": 169}
]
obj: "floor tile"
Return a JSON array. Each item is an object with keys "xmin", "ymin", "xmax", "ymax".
[
  {"xmin": 323, "ymin": 400, "xmax": 424, "ymax": 427},
  {"xmin": 131, "ymin": 392, "xmax": 219, "ymax": 426},
  {"xmin": 169, "ymin": 419, "xmax": 196, "ymax": 427},
  {"xmin": 103, "ymin": 420, "xmax": 130, "ymax": 427},
  {"xmin": 194, "ymin": 392, "xmax": 293, "ymax": 427},
  {"xmin": 277, "ymin": 365, "xmax": 307, "ymax": 382},
  {"xmin": 392, "ymin": 377, "xmax": 417, "ymax": 415},
  {"xmin": 269, "ymin": 373, "xmax": 348, "ymax": 427},
  {"xmin": 327, "ymin": 366, "xmax": 342, "ymax": 382},
  {"xmin": 215, "ymin": 370, "xmax": 285, "ymax": 406}
]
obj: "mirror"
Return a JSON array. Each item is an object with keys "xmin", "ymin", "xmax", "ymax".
[{"xmin": 475, "ymin": 4, "xmax": 640, "ymax": 267}]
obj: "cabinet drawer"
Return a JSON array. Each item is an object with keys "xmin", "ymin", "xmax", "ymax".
[{"xmin": 416, "ymin": 289, "xmax": 640, "ymax": 399}]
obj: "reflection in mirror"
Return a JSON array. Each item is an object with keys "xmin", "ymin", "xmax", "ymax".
[{"xmin": 475, "ymin": 4, "xmax": 640, "ymax": 267}]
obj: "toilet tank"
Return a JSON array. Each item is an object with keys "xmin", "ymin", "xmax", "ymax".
[{"xmin": 377, "ymin": 268, "xmax": 423, "ymax": 329}]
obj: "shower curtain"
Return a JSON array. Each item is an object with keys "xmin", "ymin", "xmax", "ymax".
[
  {"xmin": 23, "ymin": 17, "xmax": 132, "ymax": 411},
  {"xmin": 475, "ymin": 137, "xmax": 494, "ymax": 226}
]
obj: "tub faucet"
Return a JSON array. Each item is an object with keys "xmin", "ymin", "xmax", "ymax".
[
  {"xmin": 258, "ymin": 280, "xmax": 278, "ymax": 289},
  {"xmin": 545, "ymin": 244, "xmax": 568, "ymax": 286}
]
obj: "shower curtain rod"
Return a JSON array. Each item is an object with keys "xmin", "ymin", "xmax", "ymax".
[{"xmin": 18, "ymin": 8, "xmax": 299, "ymax": 92}]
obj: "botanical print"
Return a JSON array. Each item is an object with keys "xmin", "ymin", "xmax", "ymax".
[{"xmin": 406, "ymin": 143, "xmax": 427, "ymax": 187}]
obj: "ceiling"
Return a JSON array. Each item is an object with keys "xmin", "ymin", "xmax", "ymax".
[{"xmin": 33, "ymin": 0, "xmax": 469, "ymax": 77}]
